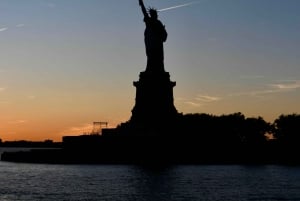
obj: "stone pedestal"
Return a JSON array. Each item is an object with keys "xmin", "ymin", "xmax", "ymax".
[{"xmin": 130, "ymin": 70, "xmax": 178, "ymax": 130}]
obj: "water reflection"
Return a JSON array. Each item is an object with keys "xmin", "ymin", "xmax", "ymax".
[{"xmin": 0, "ymin": 163, "xmax": 300, "ymax": 201}]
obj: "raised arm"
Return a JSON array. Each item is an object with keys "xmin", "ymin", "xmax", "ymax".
[{"xmin": 139, "ymin": 0, "xmax": 148, "ymax": 18}]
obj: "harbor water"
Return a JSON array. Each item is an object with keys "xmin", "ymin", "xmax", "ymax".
[{"xmin": 0, "ymin": 161, "xmax": 300, "ymax": 201}]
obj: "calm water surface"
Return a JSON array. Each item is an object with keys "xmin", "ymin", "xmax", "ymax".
[{"xmin": 0, "ymin": 161, "xmax": 300, "ymax": 201}]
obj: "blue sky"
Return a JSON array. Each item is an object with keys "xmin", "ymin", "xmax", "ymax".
[{"xmin": 0, "ymin": 0, "xmax": 300, "ymax": 141}]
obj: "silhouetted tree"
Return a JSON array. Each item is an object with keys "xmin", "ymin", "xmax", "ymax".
[
  {"xmin": 180, "ymin": 113, "xmax": 214, "ymax": 136},
  {"xmin": 215, "ymin": 112, "xmax": 246, "ymax": 144},
  {"xmin": 173, "ymin": 112, "xmax": 271, "ymax": 145},
  {"xmin": 273, "ymin": 114, "xmax": 300, "ymax": 144},
  {"xmin": 242, "ymin": 117, "xmax": 270, "ymax": 144}
]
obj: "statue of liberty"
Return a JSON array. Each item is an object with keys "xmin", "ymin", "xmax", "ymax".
[{"xmin": 139, "ymin": 0, "xmax": 168, "ymax": 72}]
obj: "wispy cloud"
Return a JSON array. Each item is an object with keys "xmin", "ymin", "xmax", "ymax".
[
  {"xmin": 179, "ymin": 94, "xmax": 222, "ymax": 108},
  {"xmin": 230, "ymin": 89, "xmax": 278, "ymax": 97},
  {"xmin": 270, "ymin": 80, "xmax": 300, "ymax": 90},
  {"xmin": 231, "ymin": 80, "xmax": 300, "ymax": 97},
  {"xmin": 0, "ymin": 27, "xmax": 8, "ymax": 32},
  {"xmin": 0, "ymin": 87, "xmax": 6, "ymax": 92},
  {"xmin": 16, "ymin": 24, "xmax": 25, "ymax": 28},
  {"xmin": 8, "ymin": 120, "xmax": 28, "ymax": 124},
  {"xmin": 185, "ymin": 101, "xmax": 203, "ymax": 107},
  {"xmin": 196, "ymin": 95, "xmax": 221, "ymax": 102},
  {"xmin": 179, "ymin": 80, "xmax": 299, "ymax": 107}
]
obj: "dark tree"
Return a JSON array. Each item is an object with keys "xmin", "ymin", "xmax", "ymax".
[
  {"xmin": 242, "ymin": 117, "xmax": 270, "ymax": 144},
  {"xmin": 273, "ymin": 114, "xmax": 300, "ymax": 144},
  {"xmin": 215, "ymin": 112, "xmax": 246, "ymax": 144},
  {"xmin": 179, "ymin": 113, "xmax": 215, "ymax": 138}
]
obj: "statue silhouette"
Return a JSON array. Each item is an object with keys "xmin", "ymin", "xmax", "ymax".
[{"xmin": 139, "ymin": 0, "xmax": 168, "ymax": 72}]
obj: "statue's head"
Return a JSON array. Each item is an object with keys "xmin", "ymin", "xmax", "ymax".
[{"xmin": 148, "ymin": 8, "xmax": 158, "ymax": 19}]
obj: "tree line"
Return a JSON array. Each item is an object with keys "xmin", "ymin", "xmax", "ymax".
[{"xmin": 175, "ymin": 112, "xmax": 300, "ymax": 145}]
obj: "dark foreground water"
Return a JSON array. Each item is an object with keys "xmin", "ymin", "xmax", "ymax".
[{"xmin": 0, "ymin": 162, "xmax": 300, "ymax": 201}]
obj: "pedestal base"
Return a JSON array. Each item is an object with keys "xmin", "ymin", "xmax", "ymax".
[{"xmin": 131, "ymin": 71, "xmax": 178, "ymax": 131}]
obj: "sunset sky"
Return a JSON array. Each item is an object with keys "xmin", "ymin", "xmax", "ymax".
[{"xmin": 1, "ymin": 0, "xmax": 300, "ymax": 141}]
